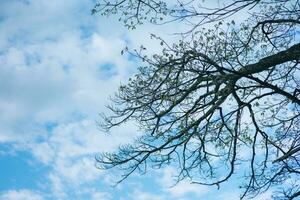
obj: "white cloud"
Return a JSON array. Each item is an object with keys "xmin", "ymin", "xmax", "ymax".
[
  {"xmin": 131, "ymin": 189, "xmax": 164, "ymax": 200},
  {"xmin": 27, "ymin": 118, "xmax": 139, "ymax": 198},
  {"xmin": 217, "ymin": 191, "xmax": 240, "ymax": 200},
  {"xmin": 253, "ymin": 191, "xmax": 273, "ymax": 200},
  {"xmin": 0, "ymin": 30, "xmax": 133, "ymax": 143},
  {"xmin": 91, "ymin": 191, "xmax": 112, "ymax": 200},
  {"xmin": 159, "ymin": 167, "xmax": 209, "ymax": 198},
  {"xmin": 29, "ymin": 119, "xmax": 139, "ymax": 164},
  {"xmin": 48, "ymin": 173, "xmax": 67, "ymax": 199},
  {"xmin": 0, "ymin": 189, "xmax": 44, "ymax": 200},
  {"xmin": 0, "ymin": 0, "xmax": 142, "ymax": 198}
]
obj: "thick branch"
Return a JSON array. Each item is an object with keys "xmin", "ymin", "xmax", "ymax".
[{"xmin": 238, "ymin": 43, "xmax": 300, "ymax": 76}]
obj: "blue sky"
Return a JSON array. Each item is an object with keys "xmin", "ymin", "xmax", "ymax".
[{"xmin": 0, "ymin": 1, "xmax": 275, "ymax": 199}]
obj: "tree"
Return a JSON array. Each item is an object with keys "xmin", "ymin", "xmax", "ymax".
[{"xmin": 93, "ymin": 0, "xmax": 300, "ymax": 199}]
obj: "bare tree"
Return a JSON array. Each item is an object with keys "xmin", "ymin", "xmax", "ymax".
[{"xmin": 94, "ymin": 0, "xmax": 300, "ymax": 199}]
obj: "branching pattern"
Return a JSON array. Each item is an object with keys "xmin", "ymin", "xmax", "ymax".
[{"xmin": 95, "ymin": 0, "xmax": 300, "ymax": 199}]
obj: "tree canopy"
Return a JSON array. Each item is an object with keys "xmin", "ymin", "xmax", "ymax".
[{"xmin": 94, "ymin": 0, "xmax": 300, "ymax": 199}]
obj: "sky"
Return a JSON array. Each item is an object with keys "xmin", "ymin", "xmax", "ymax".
[{"xmin": 0, "ymin": 1, "xmax": 275, "ymax": 200}]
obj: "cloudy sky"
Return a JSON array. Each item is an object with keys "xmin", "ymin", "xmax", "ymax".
[{"xmin": 0, "ymin": 1, "xmax": 274, "ymax": 199}]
